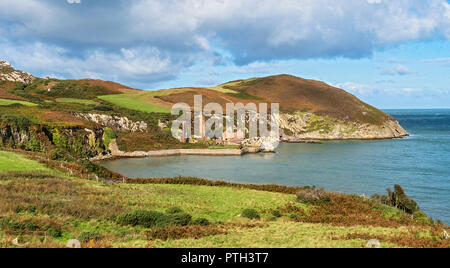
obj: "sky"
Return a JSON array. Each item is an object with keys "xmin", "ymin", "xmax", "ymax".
[{"xmin": 1, "ymin": 0, "xmax": 450, "ymax": 109}]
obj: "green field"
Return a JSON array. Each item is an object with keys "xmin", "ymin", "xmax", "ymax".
[
  {"xmin": 56, "ymin": 98, "xmax": 98, "ymax": 105},
  {"xmin": 0, "ymin": 99, "xmax": 37, "ymax": 107},
  {"xmin": 98, "ymin": 93, "xmax": 170, "ymax": 113},
  {"xmin": 0, "ymin": 151, "xmax": 58, "ymax": 174},
  {"xmin": 0, "ymin": 150, "xmax": 448, "ymax": 248}
]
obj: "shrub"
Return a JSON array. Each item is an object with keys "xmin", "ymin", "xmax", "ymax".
[
  {"xmin": 0, "ymin": 114, "xmax": 31, "ymax": 128},
  {"xmin": 0, "ymin": 217, "xmax": 38, "ymax": 234},
  {"xmin": 192, "ymin": 218, "xmax": 210, "ymax": 226},
  {"xmin": 48, "ymin": 227, "xmax": 62, "ymax": 238},
  {"xmin": 13, "ymin": 82, "xmax": 26, "ymax": 91},
  {"xmin": 242, "ymin": 209, "xmax": 260, "ymax": 220},
  {"xmin": 94, "ymin": 105, "xmax": 113, "ymax": 112},
  {"xmin": 372, "ymin": 185, "xmax": 420, "ymax": 215},
  {"xmin": 271, "ymin": 210, "xmax": 282, "ymax": 218},
  {"xmin": 49, "ymin": 148, "xmax": 72, "ymax": 161},
  {"xmin": 103, "ymin": 128, "xmax": 117, "ymax": 149},
  {"xmin": 116, "ymin": 210, "xmax": 173, "ymax": 228},
  {"xmin": 169, "ymin": 213, "xmax": 193, "ymax": 226},
  {"xmin": 78, "ymin": 231, "xmax": 102, "ymax": 243},
  {"xmin": 15, "ymin": 205, "xmax": 37, "ymax": 214},
  {"xmin": 391, "ymin": 185, "xmax": 419, "ymax": 214},
  {"xmin": 25, "ymin": 138, "xmax": 41, "ymax": 152},
  {"xmin": 413, "ymin": 211, "xmax": 430, "ymax": 224},
  {"xmin": 166, "ymin": 207, "xmax": 184, "ymax": 215},
  {"xmin": 43, "ymin": 80, "xmax": 110, "ymax": 99},
  {"xmin": 296, "ymin": 187, "xmax": 330, "ymax": 204}
]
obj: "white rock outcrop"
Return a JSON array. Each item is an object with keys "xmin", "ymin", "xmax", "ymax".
[
  {"xmin": 0, "ymin": 60, "xmax": 35, "ymax": 84},
  {"xmin": 74, "ymin": 113, "xmax": 148, "ymax": 132},
  {"xmin": 279, "ymin": 112, "xmax": 408, "ymax": 140},
  {"xmin": 242, "ymin": 136, "xmax": 279, "ymax": 152}
]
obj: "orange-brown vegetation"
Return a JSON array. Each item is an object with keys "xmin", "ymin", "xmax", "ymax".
[
  {"xmin": 0, "ymin": 82, "xmax": 25, "ymax": 100},
  {"xmin": 154, "ymin": 75, "xmax": 391, "ymax": 125},
  {"xmin": 79, "ymin": 79, "xmax": 140, "ymax": 94}
]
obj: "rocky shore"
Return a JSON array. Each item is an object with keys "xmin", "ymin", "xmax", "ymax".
[
  {"xmin": 90, "ymin": 139, "xmax": 262, "ymax": 161},
  {"xmin": 279, "ymin": 112, "xmax": 409, "ymax": 140}
]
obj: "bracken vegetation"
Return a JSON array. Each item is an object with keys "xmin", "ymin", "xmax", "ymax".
[
  {"xmin": 0, "ymin": 70, "xmax": 448, "ymax": 248},
  {"xmin": 296, "ymin": 187, "xmax": 331, "ymax": 204},
  {"xmin": 0, "ymin": 167, "xmax": 448, "ymax": 248}
]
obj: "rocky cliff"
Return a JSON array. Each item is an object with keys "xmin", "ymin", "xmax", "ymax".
[
  {"xmin": 0, "ymin": 118, "xmax": 106, "ymax": 160},
  {"xmin": 279, "ymin": 112, "xmax": 408, "ymax": 141},
  {"xmin": 147, "ymin": 74, "xmax": 409, "ymax": 140},
  {"xmin": 73, "ymin": 113, "xmax": 148, "ymax": 132},
  {"xmin": 0, "ymin": 60, "xmax": 35, "ymax": 84}
]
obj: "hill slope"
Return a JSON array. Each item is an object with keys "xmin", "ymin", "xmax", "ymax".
[
  {"xmin": 97, "ymin": 75, "xmax": 408, "ymax": 140},
  {"xmin": 0, "ymin": 61, "xmax": 408, "ymax": 143}
]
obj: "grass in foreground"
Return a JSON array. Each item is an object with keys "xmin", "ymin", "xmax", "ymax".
[
  {"xmin": 0, "ymin": 150, "xmax": 448, "ymax": 248},
  {"xmin": 0, "ymin": 151, "xmax": 60, "ymax": 175},
  {"xmin": 0, "ymin": 99, "xmax": 37, "ymax": 107}
]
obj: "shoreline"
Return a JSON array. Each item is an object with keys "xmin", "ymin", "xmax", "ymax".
[
  {"xmin": 91, "ymin": 136, "xmax": 409, "ymax": 162},
  {"xmin": 91, "ymin": 147, "xmax": 263, "ymax": 162}
]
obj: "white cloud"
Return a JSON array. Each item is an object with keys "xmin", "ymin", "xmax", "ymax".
[
  {"xmin": 335, "ymin": 81, "xmax": 442, "ymax": 98},
  {"xmin": 419, "ymin": 57, "xmax": 450, "ymax": 63},
  {"xmin": 0, "ymin": 39, "xmax": 189, "ymax": 87},
  {"xmin": 67, "ymin": 0, "xmax": 81, "ymax": 4},
  {"xmin": 381, "ymin": 64, "xmax": 415, "ymax": 76},
  {"xmin": 335, "ymin": 82, "xmax": 379, "ymax": 96},
  {"xmin": 0, "ymin": 0, "xmax": 449, "ymax": 84}
]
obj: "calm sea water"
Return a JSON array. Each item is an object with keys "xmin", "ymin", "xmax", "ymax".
[{"xmin": 101, "ymin": 109, "xmax": 450, "ymax": 224}]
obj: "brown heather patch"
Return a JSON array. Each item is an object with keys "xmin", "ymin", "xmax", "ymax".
[
  {"xmin": 233, "ymin": 75, "xmax": 391, "ymax": 124},
  {"xmin": 332, "ymin": 230, "xmax": 450, "ymax": 248},
  {"xmin": 145, "ymin": 222, "xmax": 268, "ymax": 241},
  {"xmin": 0, "ymin": 86, "xmax": 25, "ymax": 101},
  {"xmin": 0, "ymin": 214, "xmax": 62, "ymax": 237},
  {"xmin": 153, "ymin": 75, "xmax": 392, "ymax": 125},
  {"xmin": 283, "ymin": 194, "xmax": 433, "ymax": 228},
  {"xmin": 40, "ymin": 110, "xmax": 89, "ymax": 127},
  {"xmin": 145, "ymin": 225, "xmax": 227, "ymax": 241},
  {"xmin": 79, "ymin": 79, "xmax": 140, "ymax": 94},
  {"xmin": 0, "ymin": 176, "xmax": 125, "ymax": 220}
]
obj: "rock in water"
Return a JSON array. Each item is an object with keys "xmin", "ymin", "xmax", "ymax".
[{"xmin": 242, "ymin": 137, "xmax": 279, "ymax": 152}]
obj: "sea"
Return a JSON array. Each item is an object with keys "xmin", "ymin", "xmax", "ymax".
[{"xmin": 100, "ymin": 109, "xmax": 450, "ymax": 224}]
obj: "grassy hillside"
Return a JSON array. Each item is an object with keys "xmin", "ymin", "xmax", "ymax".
[
  {"xmin": 98, "ymin": 93, "xmax": 171, "ymax": 113},
  {"xmin": 1, "ymin": 71, "xmax": 397, "ymax": 133},
  {"xmin": 0, "ymin": 150, "xmax": 448, "ymax": 248},
  {"xmin": 0, "ymin": 151, "xmax": 59, "ymax": 174},
  {"xmin": 0, "ymin": 99, "xmax": 37, "ymax": 107},
  {"xmin": 88, "ymin": 75, "xmax": 393, "ymax": 126}
]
